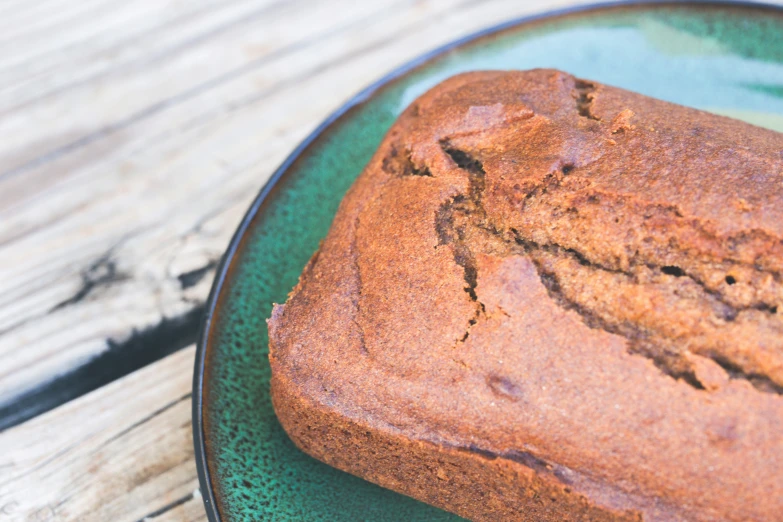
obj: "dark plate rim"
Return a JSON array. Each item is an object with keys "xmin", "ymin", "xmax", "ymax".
[{"xmin": 192, "ymin": 1, "xmax": 782, "ymax": 520}]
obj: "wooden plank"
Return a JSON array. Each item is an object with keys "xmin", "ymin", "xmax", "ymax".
[
  {"xmin": 0, "ymin": 0, "xmax": 255, "ymax": 114},
  {"xmin": 0, "ymin": 0, "xmax": 386, "ymax": 173},
  {"xmin": 0, "ymin": 0, "xmax": 600, "ymax": 428},
  {"xmin": 0, "ymin": 346, "xmax": 202, "ymax": 522}
]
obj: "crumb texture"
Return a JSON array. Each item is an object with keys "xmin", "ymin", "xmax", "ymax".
[{"xmin": 269, "ymin": 70, "xmax": 783, "ymax": 522}]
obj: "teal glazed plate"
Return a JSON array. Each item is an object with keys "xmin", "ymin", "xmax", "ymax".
[{"xmin": 193, "ymin": 2, "xmax": 783, "ymax": 520}]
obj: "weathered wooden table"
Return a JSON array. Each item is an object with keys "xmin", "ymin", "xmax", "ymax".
[{"xmin": 0, "ymin": 0, "xmax": 644, "ymax": 519}]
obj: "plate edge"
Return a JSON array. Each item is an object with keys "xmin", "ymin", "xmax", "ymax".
[{"xmin": 191, "ymin": 0, "xmax": 783, "ymax": 520}]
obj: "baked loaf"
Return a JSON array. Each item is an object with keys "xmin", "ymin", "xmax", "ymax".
[{"xmin": 268, "ymin": 69, "xmax": 783, "ymax": 521}]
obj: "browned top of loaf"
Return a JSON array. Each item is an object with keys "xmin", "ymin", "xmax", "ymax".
[{"xmin": 268, "ymin": 69, "xmax": 783, "ymax": 521}]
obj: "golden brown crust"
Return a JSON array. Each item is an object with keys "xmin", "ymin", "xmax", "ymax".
[{"xmin": 268, "ymin": 69, "xmax": 783, "ymax": 521}]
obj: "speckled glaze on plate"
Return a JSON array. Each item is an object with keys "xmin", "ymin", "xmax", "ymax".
[{"xmin": 193, "ymin": 2, "xmax": 783, "ymax": 520}]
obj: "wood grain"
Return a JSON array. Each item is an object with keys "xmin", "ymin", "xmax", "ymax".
[
  {"xmin": 0, "ymin": 346, "xmax": 203, "ymax": 522},
  {"xmin": 0, "ymin": 0, "xmax": 599, "ymax": 428}
]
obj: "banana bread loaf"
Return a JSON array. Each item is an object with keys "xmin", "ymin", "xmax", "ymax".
[{"xmin": 268, "ymin": 69, "xmax": 783, "ymax": 521}]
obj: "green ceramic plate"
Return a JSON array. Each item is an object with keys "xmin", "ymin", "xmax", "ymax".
[{"xmin": 193, "ymin": 2, "xmax": 783, "ymax": 520}]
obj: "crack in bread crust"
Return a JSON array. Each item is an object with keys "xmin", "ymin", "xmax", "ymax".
[
  {"xmin": 435, "ymin": 143, "xmax": 489, "ymax": 344},
  {"xmin": 574, "ymin": 79, "xmax": 601, "ymax": 121},
  {"xmin": 434, "ymin": 145, "xmax": 783, "ymax": 394}
]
